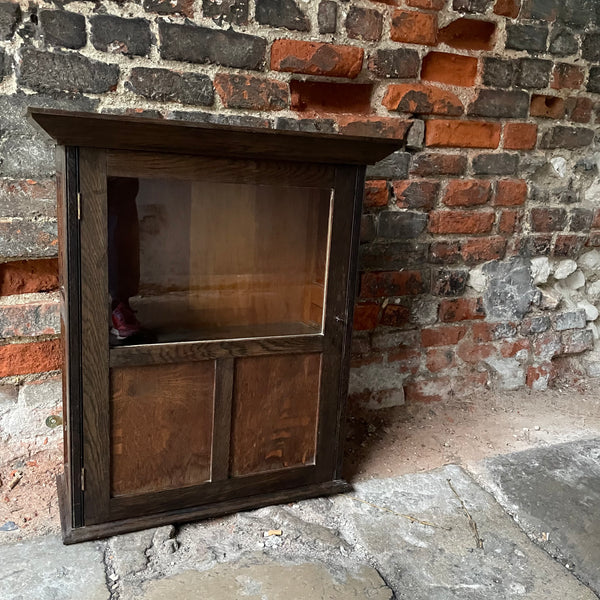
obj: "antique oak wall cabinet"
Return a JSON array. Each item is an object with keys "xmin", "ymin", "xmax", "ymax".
[{"xmin": 30, "ymin": 108, "xmax": 402, "ymax": 543}]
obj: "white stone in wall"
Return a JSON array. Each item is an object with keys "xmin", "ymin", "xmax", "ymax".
[
  {"xmin": 550, "ymin": 156, "xmax": 568, "ymax": 178},
  {"xmin": 577, "ymin": 300, "xmax": 599, "ymax": 322},
  {"xmin": 587, "ymin": 280, "xmax": 600, "ymax": 301},
  {"xmin": 584, "ymin": 178, "xmax": 600, "ymax": 203},
  {"xmin": 539, "ymin": 288, "xmax": 562, "ymax": 310},
  {"xmin": 530, "ymin": 256, "xmax": 550, "ymax": 284},
  {"xmin": 578, "ymin": 250, "xmax": 600, "ymax": 273},
  {"xmin": 563, "ymin": 269, "xmax": 586, "ymax": 290},
  {"xmin": 348, "ymin": 362, "xmax": 406, "ymax": 409},
  {"xmin": 553, "ymin": 259, "xmax": 578, "ymax": 280},
  {"xmin": 484, "ymin": 356, "xmax": 525, "ymax": 390},
  {"xmin": 468, "ymin": 266, "xmax": 486, "ymax": 292}
]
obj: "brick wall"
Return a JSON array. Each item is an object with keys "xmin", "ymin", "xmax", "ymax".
[{"xmin": 0, "ymin": 0, "xmax": 598, "ymax": 427}]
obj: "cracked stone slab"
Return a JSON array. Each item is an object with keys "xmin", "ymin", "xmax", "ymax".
[
  {"xmin": 0, "ymin": 534, "xmax": 109, "ymax": 600},
  {"xmin": 335, "ymin": 465, "xmax": 596, "ymax": 599},
  {"xmin": 478, "ymin": 438, "xmax": 600, "ymax": 595}
]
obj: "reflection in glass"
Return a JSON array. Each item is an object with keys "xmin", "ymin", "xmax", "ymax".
[{"xmin": 107, "ymin": 177, "xmax": 331, "ymax": 345}]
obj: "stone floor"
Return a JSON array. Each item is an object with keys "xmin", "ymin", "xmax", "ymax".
[{"xmin": 1, "ymin": 438, "xmax": 599, "ymax": 599}]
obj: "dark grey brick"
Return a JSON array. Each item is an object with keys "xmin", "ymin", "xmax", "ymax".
[
  {"xmin": 521, "ymin": 315, "xmax": 550, "ymax": 335},
  {"xmin": 367, "ymin": 48, "xmax": 420, "ymax": 79},
  {"xmin": 588, "ymin": 67, "xmax": 600, "ymax": 94},
  {"xmin": 276, "ymin": 117, "xmax": 336, "ymax": 133},
  {"xmin": 516, "ymin": 58, "xmax": 552, "ymax": 89},
  {"xmin": 203, "ymin": 0, "xmax": 249, "ymax": 25},
  {"xmin": 549, "ymin": 28, "xmax": 578, "ymax": 56},
  {"xmin": 18, "ymin": 48, "xmax": 119, "ymax": 94},
  {"xmin": 318, "ymin": 1, "xmax": 337, "ymax": 34},
  {"xmin": 0, "ymin": 219, "xmax": 57, "ymax": 258},
  {"xmin": 159, "ymin": 21, "xmax": 266, "ymax": 70},
  {"xmin": 144, "ymin": 0, "xmax": 194, "ymax": 17},
  {"xmin": 0, "ymin": 48, "xmax": 5, "ymax": 81},
  {"xmin": 482, "ymin": 57, "xmax": 515, "ymax": 88},
  {"xmin": 521, "ymin": 0, "xmax": 559, "ymax": 20},
  {"xmin": 582, "ymin": 31, "xmax": 600, "ymax": 63},
  {"xmin": 91, "ymin": 15, "xmax": 152, "ymax": 57},
  {"xmin": 452, "ymin": 0, "xmax": 492, "ymax": 12},
  {"xmin": 171, "ymin": 110, "xmax": 272, "ymax": 129},
  {"xmin": 506, "ymin": 23, "xmax": 548, "ymax": 53},
  {"xmin": 366, "ymin": 151, "xmax": 410, "ymax": 180},
  {"xmin": 0, "ymin": 2, "xmax": 20, "ymax": 41},
  {"xmin": 40, "ymin": 10, "xmax": 86, "ymax": 49},
  {"xmin": 473, "ymin": 153, "xmax": 519, "ymax": 175},
  {"xmin": 345, "ymin": 6, "xmax": 383, "ymax": 41},
  {"xmin": 126, "ymin": 68, "xmax": 214, "ymax": 106},
  {"xmin": 360, "ymin": 214, "xmax": 377, "ymax": 243},
  {"xmin": 360, "ymin": 241, "xmax": 429, "ymax": 270},
  {"xmin": 255, "ymin": 0, "xmax": 309, "ymax": 31},
  {"xmin": 558, "ymin": 0, "xmax": 598, "ymax": 28},
  {"xmin": 555, "ymin": 309, "xmax": 586, "ymax": 331},
  {"xmin": 469, "ymin": 89, "xmax": 529, "ymax": 118},
  {"xmin": 540, "ymin": 126, "xmax": 595, "ymax": 149},
  {"xmin": 431, "ymin": 268, "xmax": 469, "ymax": 297},
  {"xmin": 561, "ymin": 329, "xmax": 593, "ymax": 354},
  {"xmin": 570, "ymin": 208, "xmax": 594, "ymax": 232},
  {"xmin": 378, "ymin": 211, "xmax": 428, "ymax": 240}
]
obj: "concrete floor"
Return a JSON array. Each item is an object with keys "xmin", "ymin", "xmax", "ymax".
[{"xmin": 1, "ymin": 438, "xmax": 599, "ymax": 599}]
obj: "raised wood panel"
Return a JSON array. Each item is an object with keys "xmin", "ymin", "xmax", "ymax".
[
  {"xmin": 231, "ymin": 354, "xmax": 321, "ymax": 477},
  {"xmin": 110, "ymin": 361, "xmax": 215, "ymax": 497}
]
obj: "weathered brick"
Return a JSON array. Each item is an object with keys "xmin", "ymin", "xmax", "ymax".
[
  {"xmin": 0, "ymin": 179, "xmax": 56, "ymax": 219},
  {"xmin": 461, "ymin": 236, "xmax": 507, "ymax": 262},
  {"xmin": 473, "ymin": 153, "xmax": 519, "ymax": 175},
  {"xmin": 561, "ymin": 329, "xmax": 593, "ymax": 354},
  {"xmin": 439, "ymin": 297, "xmax": 485, "ymax": 322},
  {"xmin": 0, "ymin": 339, "xmax": 61, "ymax": 377},
  {"xmin": 0, "ymin": 48, "xmax": 5, "ymax": 81},
  {"xmin": 530, "ymin": 94, "xmax": 565, "ymax": 118},
  {"xmin": 551, "ymin": 63, "xmax": 584, "ymax": 90},
  {"xmin": 438, "ymin": 18, "xmax": 495, "ymax": 50},
  {"xmin": 360, "ymin": 270, "xmax": 426, "ymax": 298},
  {"xmin": 360, "ymin": 214, "xmax": 377, "ymax": 243},
  {"xmin": 557, "ymin": 0, "xmax": 598, "ymax": 28},
  {"xmin": 407, "ymin": 0, "xmax": 446, "ymax": 8},
  {"xmin": 271, "ymin": 40, "xmax": 363, "ymax": 78},
  {"xmin": 482, "ymin": 58, "xmax": 515, "ymax": 88},
  {"xmin": 0, "ymin": 2, "xmax": 20, "ymax": 41},
  {"xmin": 553, "ymin": 234, "xmax": 586, "ymax": 257},
  {"xmin": 453, "ymin": 0, "xmax": 492, "ymax": 13},
  {"xmin": 90, "ymin": 15, "xmax": 151, "ymax": 57},
  {"xmin": 393, "ymin": 180, "xmax": 439, "ymax": 211},
  {"xmin": 380, "ymin": 303, "xmax": 411, "ymax": 327},
  {"xmin": 404, "ymin": 378, "xmax": 453, "ymax": 403},
  {"xmin": 457, "ymin": 340, "xmax": 495, "ymax": 363},
  {"xmin": 422, "ymin": 325, "xmax": 468, "ymax": 347},
  {"xmin": 353, "ymin": 302, "xmax": 380, "ymax": 331},
  {"xmin": 378, "ymin": 211, "xmax": 428, "ymax": 239},
  {"xmin": 40, "ymin": 10, "xmax": 86, "ymax": 49},
  {"xmin": 473, "ymin": 321, "xmax": 518, "ymax": 342},
  {"xmin": 499, "ymin": 338, "xmax": 530, "ymax": 358},
  {"xmin": 364, "ymin": 180, "xmax": 388, "ymax": 210},
  {"xmin": 495, "ymin": 180, "xmax": 527, "ymax": 206},
  {"xmin": 567, "ymin": 97, "xmax": 593, "ymax": 123},
  {"xmin": 18, "ymin": 48, "xmax": 119, "ymax": 94},
  {"xmin": 426, "ymin": 120, "xmax": 501, "ymax": 149},
  {"xmin": 318, "ymin": 1, "xmax": 337, "ymax": 34},
  {"xmin": 549, "ymin": 27, "xmax": 578, "ymax": 56},
  {"xmin": 499, "ymin": 209, "xmax": 521, "ymax": 234},
  {"xmin": 255, "ymin": 0, "xmax": 309, "ymax": 31},
  {"xmin": 127, "ymin": 68, "xmax": 214, "ymax": 106},
  {"xmin": 337, "ymin": 116, "xmax": 411, "ymax": 139},
  {"xmin": 202, "ymin": 0, "xmax": 247, "ymax": 24},
  {"xmin": 494, "ymin": 0, "xmax": 521, "ymax": 17},
  {"xmin": 540, "ymin": 126, "xmax": 595, "ymax": 149},
  {"xmin": 214, "ymin": 74, "xmax": 287, "ymax": 110},
  {"xmin": 276, "ymin": 117, "xmax": 335, "ymax": 133},
  {"xmin": 426, "ymin": 348, "xmax": 456, "ymax": 372},
  {"xmin": 516, "ymin": 58, "xmax": 552, "ymax": 89},
  {"xmin": 503, "ymin": 123, "xmax": 537, "ymax": 150},
  {"xmin": 581, "ymin": 31, "xmax": 600, "ymax": 62},
  {"xmin": 530, "ymin": 207, "xmax": 567, "ymax": 232},
  {"xmin": 428, "ymin": 210, "xmax": 495, "ymax": 234},
  {"xmin": 367, "ymin": 48, "xmax": 420, "ymax": 79},
  {"xmin": 521, "ymin": 315, "xmax": 551, "ymax": 335},
  {"xmin": 383, "ymin": 83, "xmax": 463, "ymax": 116},
  {"xmin": 410, "ymin": 152, "xmax": 467, "ymax": 176},
  {"xmin": 443, "ymin": 180, "xmax": 491, "ymax": 207},
  {"xmin": 345, "ymin": 6, "xmax": 383, "ymax": 41},
  {"xmin": 431, "ymin": 268, "xmax": 469, "ymax": 296},
  {"xmin": 0, "ymin": 299, "xmax": 60, "ymax": 338},
  {"xmin": 588, "ymin": 67, "xmax": 600, "ymax": 94},
  {"xmin": 429, "ymin": 241, "xmax": 462, "ymax": 263},
  {"xmin": 0, "ymin": 259, "xmax": 58, "ymax": 296},
  {"xmin": 367, "ymin": 151, "xmax": 410, "ymax": 179},
  {"xmin": 291, "ymin": 81, "xmax": 371, "ymax": 114},
  {"xmin": 526, "ymin": 363, "xmax": 552, "ymax": 390},
  {"xmin": 390, "ymin": 10, "xmax": 438, "ymax": 46},
  {"xmin": 570, "ymin": 208, "xmax": 594, "ymax": 232},
  {"xmin": 518, "ymin": 234, "xmax": 553, "ymax": 256},
  {"xmin": 159, "ymin": 22, "xmax": 266, "ymax": 70},
  {"xmin": 506, "ymin": 23, "xmax": 548, "ymax": 52},
  {"xmin": 421, "ymin": 52, "xmax": 477, "ymax": 87},
  {"xmin": 359, "ymin": 241, "xmax": 429, "ymax": 270}
]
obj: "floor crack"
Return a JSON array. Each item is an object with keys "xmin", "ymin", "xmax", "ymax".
[{"xmin": 102, "ymin": 542, "xmax": 121, "ymax": 600}]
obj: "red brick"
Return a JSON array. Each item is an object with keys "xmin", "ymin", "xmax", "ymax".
[
  {"xmin": 426, "ymin": 120, "xmax": 501, "ymax": 149},
  {"xmin": 410, "ymin": 152, "xmax": 467, "ymax": 176},
  {"xmin": 353, "ymin": 303, "xmax": 380, "ymax": 330},
  {"xmin": 271, "ymin": 40, "xmax": 364, "ymax": 79},
  {"xmin": 460, "ymin": 236, "xmax": 506, "ymax": 263},
  {"xmin": 526, "ymin": 363, "xmax": 552, "ymax": 389},
  {"xmin": 406, "ymin": 0, "xmax": 445, "ymax": 8},
  {"xmin": 494, "ymin": 179, "xmax": 527, "ymax": 206},
  {"xmin": 290, "ymin": 80, "xmax": 372, "ymax": 114},
  {"xmin": 498, "ymin": 209, "xmax": 521, "ymax": 234},
  {"xmin": 429, "ymin": 241, "xmax": 461, "ymax": 263},
  {"xmin": 345, "ymin": 6, "xmax": 384, "ymax": 41},
  {"xmin": 503, "ymin": 123, "xmax": 537, "ymax": 150},
  {"xmin": 421, "ymin": 52, "xmax": 478, "ymax": 87},
  {"xmin": 530, "ymin": 95, "xmax": 565, "ymax": 119},
  {"xmin": 0, "ymin": 259, "xmax": 59, "ymax": 296},
  {"xmin": 428, "ymin": 210, "xmax": 495, "ymax": 234},
  {"xmin": 392, "ymin": 180, "xmax": 439, "ymax": 210},
  {"xmin": 500, "ymin": 339, "xmax": 530, "ymax": 358},
  {"xmin": 0, "ymin": 339, "xmax": 61, "ymax": 377},
  {"xmin": 360, "ymin": 270, "xmax": 425, "ymax": 298},
  {"xmin": 592, "ymin": 209, "xmax": 600, "ymax": 229},
  {"xmin": 214, "ymin": 74, "xmax": 288, "ymax": 110},
  {"xmin": 421, "ymin": 325, "xmax": 468, "ymax": 347},
  {"xmin": 553, "ymin": 235, "xmax": 587, "ymax": 258},
  {"xmin": 439, "ymin": 297, "xmax": 485, "ymax": 322},
  {"xmin": 382, "ymin": 83, "xmax": 463, "ymax": 116},
  {"xmin": 472, "ymin": 322, "xmax": 494, "ymax": 343},
  {"xmin": 426, "ymin": 348, "xmax": 456, "ymax": 372},
  {"xmin": 551, "ymin": 63, "xmax": 585, "ymax": 90},
  {"xmin": 337, "ymin": 116, "xmax": 411, "ymax": 139},
  {"xmin": 380, "ymin": 303, "xmax": 411, "ymax": 326},
  {"xmin": 364, "ymin": 180, "xmax": 388, "ymax": 209},
  {"xmin": 443, "ymin": 180, "xmax": 491, "ymax": 207},
  {"xmin": 438, "ymin": 18, "xmax": 496, "ymax": 51},
  {"xmin": 494, "ymin": 0, "xmax": 520, "ymax": 17},
  {"xmin": 457, "ymin": 340, "xmax": 495, "ymax": 363},
  {"xmin": 390, "ymin": 10, "xmax": 438, "ymax": 46},
  {"xmin": 404, "ymin": 378, "xmax": 452, "ymax": 402},
  {"xmin": 567, "ymin": 97, "xmax": 593, "ymax": 124}
]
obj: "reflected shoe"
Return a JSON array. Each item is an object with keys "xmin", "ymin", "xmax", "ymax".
[{"xmin": 111, "ymin": 302, "xmax": 142, "ymax": 341}]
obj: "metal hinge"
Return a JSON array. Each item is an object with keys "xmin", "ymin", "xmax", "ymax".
[
  {"xmin": 77, "ymin": 192, "xmax": 81, "ymax": 221},
  {"xmin": 81, "ymin": 467, "xmax": 85, "ymax": 492}
]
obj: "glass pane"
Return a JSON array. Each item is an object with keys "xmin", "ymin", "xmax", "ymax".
[{"xmin": 107, "ymin": 176, "xmax": 331, "ymax": 345}]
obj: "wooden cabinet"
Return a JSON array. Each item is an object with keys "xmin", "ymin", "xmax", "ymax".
[{"xmin": 30, "ymin": 109, "xmax": 401, "ymax": 543}]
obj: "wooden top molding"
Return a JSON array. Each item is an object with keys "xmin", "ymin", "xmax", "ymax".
[{"xmin": 29, "ymin": 108, "xmax": 405, "ymax": 165}]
